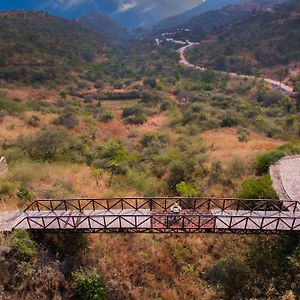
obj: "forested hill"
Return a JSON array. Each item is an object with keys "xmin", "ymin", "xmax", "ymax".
[
  {"xmin": 186, "ymin": 0, "xmax": 300, "ymax": 76},
  {"xmin": 77, "ymin": 13, "xmax": 130, "ymax": 44},
  {"xmin": 0, "ymin": 11, "xmax": 109, "ymax": 83}
]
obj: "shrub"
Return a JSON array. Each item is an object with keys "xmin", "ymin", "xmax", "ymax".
[
  {"xmin": 122, "ymin": 105, "xmax": 148, "ymax": 125},
  {"xmin": 18, "ymin": 126, "xmax": 69, "ymax": 160},
  {"xmin": 55, "ymin": 110, "xmax": 78, "ymax": 129},
  {"xmin": 140, "ymin": 133, "xmax": 168, "ymax": 148},
  {"xmin": 168, "ymin": 159, "xmax": 195, "ymax": 190},
  {"xmin": 10, "ymin": 230, "xmax": 37, "ymax": 262},
  {"xmin": 143, "ymin": 78, "xmax": 157, "ymax": 88},
  {"xmin": 221, "ymin": 114, "xmax": 240, "ymax": 127},
  {"xmin": 0, "ymin": 181, "xmax": 16, "ymax": 196},
  {"xmin": 204, "ymin": 257, "xmax": 248, "ymax": 299},
  {"xmin": 238, "ymin": 175, "xmax": 278, "ymax": 199},
  {"xmin": 126, "ymin": 114, "xmax": 147, "ymax": 125},
  {"xmin": 27, "ymin": 115, "xmax": 40, "ymax": 128},
  {"xmin": 17, "ymin": 186, "xmax": 34, "ymax": 201},
  {"xmin": 99, "ymin": 108, "xmax": 113, "ymax": 123},
  {"xmin": 140, "ymin": 91, "xmax": 162, "ymax": 104},
  {"xmin": 210, "ymin": 160, "xmax": 223, "ymax": 183},
  {"xmin": 238, "ymin": 131, "xmax": 249, "ymax": 142},
  {"xmin": 160, "ymin": 100, "xmax": 175, "ymax": 111},
  {"xmin": 176, "ymin": 181, "xmax": 198, "ymax": 197},
  {"xmin": 227, "ymin": 157, "xmax": 246, "ymax": 179},
  {"xmin": 257, "ymin": 90, "xmax": 283, "ymax": 106},
  {"xmin": 254, "ymin": 149, "xmax": 285, "ymax": 175},
  {"xmin": 72, "ymin": 270, "xmax": 107, "ymax": 300}
]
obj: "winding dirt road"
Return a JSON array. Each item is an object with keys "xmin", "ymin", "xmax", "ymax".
[{"xmin": 177, "ymin": 41, "xmax": 294, "ymax": 94}]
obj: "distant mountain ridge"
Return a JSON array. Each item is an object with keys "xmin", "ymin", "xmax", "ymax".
[
  {"xmin": 76, "ymin": 12, "xmax": 130, "ymax": 44},
  {"xmin": 181, "ymin": 0, "xmax": 288, "ymax": 33},
  {"xmin": 155, "ymin": 0, "xmax": 244, "ymax": 32}
]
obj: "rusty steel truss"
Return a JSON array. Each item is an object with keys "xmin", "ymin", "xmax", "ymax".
[
  {"xmin": 23, "ymin": 197, "xmax": 300, "ymax": 213},
  {"xmin": 11, "ymin": 197, "xmax": 300, "ymax": 234}
]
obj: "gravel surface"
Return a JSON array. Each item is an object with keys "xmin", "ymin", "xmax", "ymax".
[{"xmin": 270, "ymin": 156, "xmax": 300, "ymax": 209}]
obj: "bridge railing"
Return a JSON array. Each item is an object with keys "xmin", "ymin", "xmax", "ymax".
[
  {"xmin": 23, "ymin": 197, "xmax": 300, "ymax": 213},
  {"xmin": 14, "ymin": 211, "xmax": 300, "ymax": 233}
]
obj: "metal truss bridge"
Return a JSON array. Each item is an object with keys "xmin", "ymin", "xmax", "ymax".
[{"xmin": 1, "ymin": 197, "xmax": 300, "ymax": 234}]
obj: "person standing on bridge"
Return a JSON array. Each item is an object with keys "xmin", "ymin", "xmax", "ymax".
[
  {"xmin": 170, "ymin": 203, "xmax": 182, "ymax": 214},
  {"xmin": 167, "ymin": 203, "xmax": 182, "ymax": 226}
]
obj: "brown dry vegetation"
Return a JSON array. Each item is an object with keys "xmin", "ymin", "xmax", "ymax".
[
  {"xmin": 0, "ymin": 65, "xmax": 298, "ymax": 299},
  {"xmin": 201, "ymin": 128, "xmax": 283, "ymax": 163}
]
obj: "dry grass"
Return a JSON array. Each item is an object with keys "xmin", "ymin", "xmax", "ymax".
[
  {"xmin": 87, "ymin": 233, "xmax": 252, "ymax": 299},
  {"xmin": 0, "ymin": 111, "xmax": 57, "ymax": 141},
  {"xmin": 202, "ymin": 128, "xmax": 283, "ymax": 163},
  {"xmin": 1, "ymin": 86, "xmax": 59, "ymax": 103}
]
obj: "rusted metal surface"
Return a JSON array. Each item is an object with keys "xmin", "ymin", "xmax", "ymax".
[{"xmin": 5, "ymin": 197, "xmax": 300, "ymax": 234}]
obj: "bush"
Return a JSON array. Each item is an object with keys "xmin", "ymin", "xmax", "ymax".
[
  {"xmin": 55, "ymin": 110, "xmax": 78, "ymax": 129},
  {"xmin": 254, "ymin": 149, "xmax": 285, "ymax": 175},
  {"xmin": 141, "ymin": 91, "xmax": 162, "ymax": 104},
  {"xmin": 210, "ymin": 160, "xmax": 223, "ymax": 183},
  {"xmin": 168, "ymin": 159, "xmax": 195, "ymax": 190},
  {"xmin": 10, "ymin": 230, "xmax": 37, "ymax": 261},
  {"xmin": 17, "ymin": 186, "xmax": 34, "ymax": 201},
  {"xmin": 221, "ymin": 114, "xmax": 240, "ymax": 127},
  {"xmin": 125, "ymin": 114, "xmax": 147, "ymax": 125},
  {"xmin": 121, "ymin": 105, "xmax": 148, "ymax": 124},
  {"xmin": 72, "ymin": 270, "xmax": 107, "ymax": 300},
  {"xmin": 227, "ymin": 157, "xmax": 246, "ymax": 179},
  {"xmin": 27, "ymin": 115, "xmax": 40, "ymax": 128},
  {"xmin": 0, "ymin": 181, "xmax": 16, "ymax": 196},
  {"xmin": 176, "ymin": 181, "xmax": 198, "ymax": 197},
  {"xmin": 143, "ymin": 78, "xmax": 157, "ymax": 88},
  {"xmin": 160, "ymin": 100, "xmax": 175, "ymax": 111},
  {"xmin": 238, "ymin": 175, "xmax": 278, "ymax": 199},
  {"xmin": 99, "ymin": 108, "xmax": 113, "ymax": 123},
  {"xmin": 204, "ymin": 257, "xmax": 248, "ymax": 299},
  {"xmin": 257, "ymin": 90, "xmax": 283, "ymax": 106},
  {"xmin": 140, "ymin": 132, "xmax": 168, "ymax": 148},
  {"xmin": 18, "ymin": 126, "xmax": 69, "ymax": 160}
]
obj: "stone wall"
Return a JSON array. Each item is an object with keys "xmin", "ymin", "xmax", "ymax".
[{"xmin": 0, "ymin": 157, "xmax": 8, "ymax": 175}]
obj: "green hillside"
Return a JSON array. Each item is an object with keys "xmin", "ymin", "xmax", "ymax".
[
  {"xmin": 77, "ymin": 12, "xmax": 130, "ymax": 43},
  {"xmin": 186, "ymin": 0, "xmax": 300, "ymax": 75},
  {"xmin": 0, "ymin": 11, "xmax": 108, "ymax": 83}
]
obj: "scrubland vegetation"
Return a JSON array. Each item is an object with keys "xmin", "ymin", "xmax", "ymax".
[
  {"xmin": 187, "ymin": 0, "xmax": 300, "ymax": 80},
  {"xmin": 0, "ymin": 60, "xmax": 300, "ymax": 298},
  {"xmin": 0, "ymin": 3, "xmax": 300, "ymax": 298}
]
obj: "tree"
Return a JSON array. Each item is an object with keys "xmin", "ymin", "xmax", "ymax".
[
  {"xmin": 18, "ymin": 126, "xmax": 69, "ymax": 160},
  {"xmin": 59, "ymin": 91, "xmax": 68, "ymax": 100},
  {"xmin": 10, "ymin": 230, "xmax": 37, "ymax": 262},
  {"xmin": 55, "ymin": 110, "xmax": 79, "ymax": 129},
  {"xmin": 254, "ymin": 149, "xmax": 285, "ymax": 175},
  {"xmin": 91, "ymin": 168, "xmax": 102, "ymax": 187},
  {"xmin": 176, "ymin": 181, "xmax": 198, "ymax": 197},
  {"xmin": 72, "ymin": 270, "xmax": 107, "ymax": 300},
  {"xmin": 204, "ymin": 257, "xmax": 249, "ymax": 300},
  {"xmin": 210, "ymin": 160, "xmax": 223, "ymax": 183},
  {"xmin": 238, "ymin": 175, "xmax": 278, "ymax": 199}
]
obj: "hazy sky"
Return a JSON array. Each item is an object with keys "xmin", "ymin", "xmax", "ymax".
[{"xmin": 0, "ymin": 0, "xmax": 204, "ymax": 27}]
